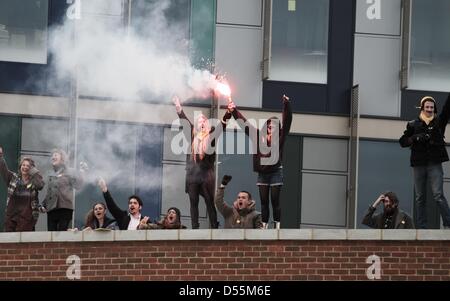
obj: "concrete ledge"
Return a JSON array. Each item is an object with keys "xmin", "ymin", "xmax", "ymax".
[
  {"xmin": 279, "ymin": 229, "xmax": 313, "ymax": 240},
  {"xmin": 146, "ymin": 230, "xmax": 179, "ymax": 240},
  {"xmin": 21, "ymin": 231, "xmax": 52, "ymax": 242},
  {"xmin": 0, "ymin": 232, "xmax": 20, "ymax": 243},
  {"xmin": 347, "ymin": 229, "xmax": 382, "ymax": 240},
  {"xmin": 82, "ymin": 230, "xmax": 114, "ymax": 241},
  {"xmin": 382, "ymin": 229, "xmax": 417, "ymax": 240},
  {"xmin": 0, "ymin": 229, "xmax": 449, "ymax": 243},
  {"xmin": 417, "ymin": 230, "xmax": 450, "ymax": 240},
  {"xmin": 212, "ymin": 229, "xmax": 244, "ymax": 240},
  {"xmin": 52, "ymin": 231, "xmax": 83, "ymax": 242},
  {"xmin": 179, "ymin": 229, "xmax": 211, "ymax": 240},
  {"xmin": 312, "ymin": 229, "xmax": 347, "ymax": 240},
  {"xmin": 114, "ymin": 230, "xmax": 146, "ymax": 241},
  {"xmin": 245, "ymin": 229, "xmax": 278, "ymax": 240}
]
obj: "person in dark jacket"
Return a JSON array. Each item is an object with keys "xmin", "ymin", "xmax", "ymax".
[
  {"xmin": 214, "ymin": 175, "xmax": 263, "ymax": 229},
  {"xmin": 42, "ymin": 149, "xmax": 85, "ymax": 231},
  {"xmin": 173, "ymin": 96, "xmax": 232, "ymax": 229},
  {"xmin": 399, "ymin": 94, "xmax": 450, "ymax": 229},
  {"xmin": 362, "ymin": 191, "xmax": 414, "ymax": 229},
  {"xmin": 83, "ymin": 202, "xmax": 117, "ymax": 230},
  {"xmin": 0, "ymin": 147, "xmax": 44, "ymax": 232},
  {"xmin": 229, "ymin": 95, "xmax": 292, "ymax": 229},
  {"xmin": 138, "ymin": 207, "xmax": 186, "ymax": 230},
  {"xmin": 98, "ymin": 177, "xmax": 146, "ymax": 230}
]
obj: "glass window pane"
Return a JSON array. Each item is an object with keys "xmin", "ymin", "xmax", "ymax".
[
  {"xmin": 0, "ymin": 0, "xmax": 48, "ymax": 64},
  {"xmin": 409, "ymin": 0, "xmax": 450, "ymax": 92},
  {"xmin": 270, "ymin": 0, "xmax": 329, "ymax": 83}
]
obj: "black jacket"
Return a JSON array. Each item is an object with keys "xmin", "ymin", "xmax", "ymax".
[
  {"xmin": 399, "ymin": 93, "xmax": 450, "ymax": 167},
  {"xmin": 177, "ymin": 109, "xmax": 232, "ymax": 190},
  {"xmin": 102, "ymin": 190, "xmax": 143, "ymax": 230},
  {"xmin": 362, "ymin": 206, "xmax": 414, "ymax": 229},
  {"xmin": 232, "ymin": 101, "xmax": 292, "ymax": 173}
]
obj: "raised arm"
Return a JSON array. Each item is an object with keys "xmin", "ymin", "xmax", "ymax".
[
  {"xmin": 173, "ymin": 95, "xmax": 193, "ymax": 128},
  {"xmin": 220, "ymin": 97, "xmax": 234, "ymax": 131},
  {"xmin": 98, "ymin": 178, "xmax": 127, "ymax": 221},
  {"xmin": 281, "ymin": 95, "xmax": 293, "ymax": 137},
  {"xmin": 231, "ymin": 102, "xmax": 258, "ymax": 139},
  {"xmin": 438, "ymin": 93, "xmax": 450, "ymax": 131},
  {"xmin": 0, "ymin": 147, "xmax": 14, "ymax": 186},
  {"xmin": 361, "ymin": 194, "xmax": 384, "ymax": 228},
  {"xmin": 214, "ymin": 175, "xmax": 234, "ymax": 218},
  {"xmin": 29, "ymin": 166, "xmax": 44, "ymax": 191}
]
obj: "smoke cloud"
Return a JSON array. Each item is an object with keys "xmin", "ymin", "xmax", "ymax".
[{"xmin": 36, "ymin": 0, "xmax": 226, "ymax": 223}]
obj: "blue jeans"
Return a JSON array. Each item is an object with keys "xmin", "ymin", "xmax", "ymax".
[{"xmin": 413, "ymin": 163, "xmax": 450, "ymax": 228}]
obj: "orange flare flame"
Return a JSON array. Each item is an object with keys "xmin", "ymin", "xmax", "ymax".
[{"xmin": 215, "ymin": 82, "xmax": 231, "ymax": 97}]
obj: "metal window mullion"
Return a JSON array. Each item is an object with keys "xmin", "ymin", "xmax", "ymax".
[
  {"xmin": 262, "ymin": 0, "xmax": 272, "ymax": 80},
  {"xmin": 400, "ymin": 0, "xmax": 411, "ymax": 89}
]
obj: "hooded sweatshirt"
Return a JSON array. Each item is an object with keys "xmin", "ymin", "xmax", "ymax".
[{"xmin": 214, "ymin": 187, "xmax": 263, "ymax": 229}]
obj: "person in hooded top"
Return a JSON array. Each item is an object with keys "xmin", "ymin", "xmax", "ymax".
[
  {"xmin": 138, "ymin": 207, "xmax": 186, "ymax": 230},
  {"xmin": 214, "ymin": 175, "xmax": 263, "ymax": 229},
  {"xmin": 228, "ymin": 95, "xmax": 292, "ymax": 229}
]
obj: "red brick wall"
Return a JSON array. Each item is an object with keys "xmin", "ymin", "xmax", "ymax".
[{"xmin": 0, "ymin": 240, "xmax": 449, "ymax": 281}]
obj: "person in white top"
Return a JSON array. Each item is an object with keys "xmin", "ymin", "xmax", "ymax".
[{"xmin": 98, "ymin": 178, "xmax": 147, "ymax": 230}]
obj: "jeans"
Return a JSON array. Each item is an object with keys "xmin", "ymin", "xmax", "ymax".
[{"xmin": 413, "ymin": 163, "xmax": 450, "ymax": 228}]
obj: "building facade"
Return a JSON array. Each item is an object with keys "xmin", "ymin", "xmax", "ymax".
[{"xmin": 1, "ymin": 0, "xmax": 449, "ymax": 230}]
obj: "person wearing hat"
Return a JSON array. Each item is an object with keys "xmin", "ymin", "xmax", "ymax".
[
  {"xmin": 0, "ymin": 146, "xmax": 44, "ymax": 232},
  {"xmin": 214, "ymin": 175, "xmax": 263, "ymax": 229},
  {"xmin": 41, "ymin": 149, "xmax": 85, "ymax": 231},
  {"xmin": 138, "ymin": 207, "xmax": 186, "ymax": 230},
  {"xmin": 362, "ymin": 192, "xmax": 414, "ymax": 229},
  {"xmin": 399, "ymin": 94, "xmax": 450, "ymax": 229},
  {"xmin": 228, "ymin": 95, "xmax": 292, "ymax": 229},
  {"xmin": 98, "ymin": 177, "xmax": 147, "ymax": 230}
]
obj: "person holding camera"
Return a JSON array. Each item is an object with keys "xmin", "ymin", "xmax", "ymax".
[
  {"xmin": 214, "ymin": 175, "xmax": 263, "ymax": 229},
  {"xmin": 399, "ymin": 94, "xmax": 450, "ymax": 229},
  {"xmin": 362, "ymin": 192, "xmax": 414, "ymax": 229}
]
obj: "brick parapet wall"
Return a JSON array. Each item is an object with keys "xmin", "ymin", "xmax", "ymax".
[{"xmin": 0, "ymin": 229, "xmax": 449, "ymax": 281}]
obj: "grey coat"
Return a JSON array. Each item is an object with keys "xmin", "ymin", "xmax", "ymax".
[{"xmin": 43, "ymin": 165, "xmax": 83, "ymax": 212}]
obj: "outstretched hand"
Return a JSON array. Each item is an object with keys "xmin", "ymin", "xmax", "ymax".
[
  {"xmin": 173, "ymin": 96, "xmax": 182, "ymax": 114},
  {"xmin": 227, "ymin": 97, "xmax": 236, "ymax": 113},
  {"xmin": 138, "ymin": 216, "xmax": 150, "ymax": 229},
  {"xmin": 282, "ymin": 94, "xmax": 290, "ymax": 103},
  {"xmin": 221, "ymin": 175, "xmax": 232, "ymax": 186},
  {"xmin": 98, "ymin": 177, "xmax": 108, "ymax": 193},
  {"xmin": 79, "ymin": 161, "xmax": 89, "ymax": 172}
]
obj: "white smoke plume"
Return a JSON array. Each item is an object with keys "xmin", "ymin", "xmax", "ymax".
[
  {"xmin": 49, "ymin": 0, "xmax": 220, "ymax": 101},
  {"xmin": 37, "ymin": 0, "xmax": 228, "ymax": 223}
]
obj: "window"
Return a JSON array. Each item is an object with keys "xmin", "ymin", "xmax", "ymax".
[
  {"xmin": 267, "ymin": 0, "xmax": 329, "ymax": 83},
  {"xmin": 0, "ymin": 0, "xmax": 48, "ymax": 64},
  {"xmin": 408, "ymin": 0, "xmax": 450, "ymax": 92}
]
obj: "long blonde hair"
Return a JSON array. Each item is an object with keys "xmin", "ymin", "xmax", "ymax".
[{"xmin": 192, "ymin": 114, "xmax": 211, "ymax": 161}]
